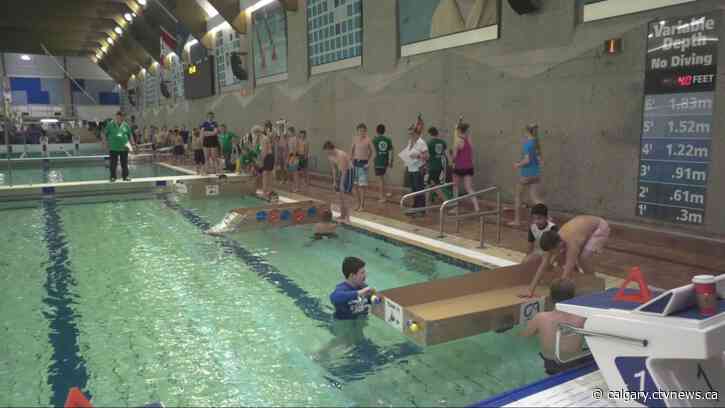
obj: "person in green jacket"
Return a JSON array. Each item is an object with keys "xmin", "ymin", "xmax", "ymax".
[
  {"xmin": 426, "ymin": 127, "xmax": 451, "ymax": 203},
  {"xmin": 218, "ymin": 124, "xmax": 237, "ymax": 172},
  {"xmin": 103, "ymin": 111, "xmax": 133, "ymax": 182}
]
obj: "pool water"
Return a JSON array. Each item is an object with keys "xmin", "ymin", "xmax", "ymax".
[
  {"xmin": 0, "ymin": 193, "xmax": 545, "ymax": 407},
  {"xmin": 0, "ymin": 162, "xmax": 182, "ymax": 186}
]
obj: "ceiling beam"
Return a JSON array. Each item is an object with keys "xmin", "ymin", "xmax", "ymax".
[
  {"xmin": 128, "ymin": 14, "xmax": 162, "ymax": 64},
  {"xmin": 208, "ymin": 0, "xmax": 246, "ymax": 34},
  {"xmin": 170, "ymin": 0, "xmax": 208, "ymax": 44}
]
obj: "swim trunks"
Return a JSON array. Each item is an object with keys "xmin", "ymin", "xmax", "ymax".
[
  {"xmin": 338, "ymin": 168, "xmax": 353, "ymax": 193},
  {"xmin": 581, "ymin": 218, "xmax": 610, "ymax": 259},
  {"xmin": 352, "ymin": 159, "xmax": 368, "ymax": 186}
]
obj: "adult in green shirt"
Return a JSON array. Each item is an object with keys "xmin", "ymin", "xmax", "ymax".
[
  {"xmin": 218, "ymin": 124, "xmax": 237, "ymax": 172},
  {"xmin": 103, "ymin": 111, "xmax": 133, "ymax": 182},
  {"xmin": 427, "ymin": 127, "xmax": 451, "ymax": 202},
  {"xmin": 372, "ymin": 124, "xmax": 394, "ymax": 203}
]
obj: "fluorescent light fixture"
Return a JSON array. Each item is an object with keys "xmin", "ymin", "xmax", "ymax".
[
  {"xmin": 152, "ymin": 61, "xmax": 159, "ymax": 67},
  {"xmin": 101, "ymin": 45, "xmax": 108, "ymax": 53},
  {"xmin": 41, "ymin": 118, "xmax": 59, "ymax": 124},
  {"xmin": 184, "ymin": 38, "xmax": 199, "ymax": 51},
  {"xmin": 197, "ymin": 0, "xmax": 219, "ymax": 18},
  {"xmin": 96, "ymin": 52, "xmax": 103, "ymax": 59},
  {"xmin": 124, "ymin": 13, "xmax": 133, "ymax": 21},
  {"xmin": 132, "ymin": 12, "xmax": 137, "ymax": 17},
  {"xmin": 20, "ymin": 54, "xmax": 31, "ymax": 61},
  {"xmin": 137, "ymin": 0, "xmax": 147, "ymax": 6},
  {"xmin": 115, "ymin": 26, "xmax": 123, "ymax": 35},
  {"xmin": 141, "ymin": 67, "xmax": 146, "ymax": 74},
  {"xmin": 108, "ymin": 37, "xmax": 114, "ymax": 45},
  {"xmin": 209, "ymin": 21, "xmax": 231, "ymax": 35}
]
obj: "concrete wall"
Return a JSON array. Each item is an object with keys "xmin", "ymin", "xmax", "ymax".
[{"xmin": 131, "ymin": 0, "xmax": 725, "ymax": 235}]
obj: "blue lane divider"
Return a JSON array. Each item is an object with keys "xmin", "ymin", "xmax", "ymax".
[
  {"xmin": 160, "ymin": 195, "xmax": 421, "ymax": 383},
  {"xmin": 41, "ymin": 197, "xmax": 90, "ymax": 406}
]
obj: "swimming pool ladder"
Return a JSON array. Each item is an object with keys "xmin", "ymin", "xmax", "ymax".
[{"xmin": 400, "ymin": 183, "xmax": 502, "ymax": 248}]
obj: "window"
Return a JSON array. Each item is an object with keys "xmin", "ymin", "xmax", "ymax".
[{"xmin": 582, "ymin": 0, "xmax": 698, "ymax": 23}]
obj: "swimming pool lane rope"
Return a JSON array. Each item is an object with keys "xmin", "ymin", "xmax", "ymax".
[
  {"xmin": 158, "ymin": 194, "xmax": 423, "ymax": 384},
  {"xmin": 41, "ymin": 196, "xmax": 90, "ymax": 407}
]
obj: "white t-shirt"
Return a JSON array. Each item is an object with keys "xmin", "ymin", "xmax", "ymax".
[
  {"xmin": 529, "ymin": 221, "xmax": 558, "ymax": 254},
  {"xmin": 404, "ymin": 138, "xmax": 428, "ymax": 172}
]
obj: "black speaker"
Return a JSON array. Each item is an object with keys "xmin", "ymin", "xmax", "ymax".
[
  {"xmin": 160, "ymin": 81, "xmax": 171, "ymax": 98},
  {"xmin": 508, "ymin": 0, "xmax": 541, "ymax": 14},
  {"xmin": 229, "ymin": 52, "xmax": 248, "ymax": 81}
]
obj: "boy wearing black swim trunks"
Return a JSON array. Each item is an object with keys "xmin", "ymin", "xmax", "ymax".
[{"xmin": 372, "ymin": 124, "xmax": 393, "ymax": 203}]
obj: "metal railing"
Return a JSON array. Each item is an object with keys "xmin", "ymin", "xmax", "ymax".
[
  {"xmin": 400, "ymin": 183, "xmax": 502, "ymax": 248},
  {"xmin": 555, "ymin": 322, "xmax": 648, "ymax": 364},
  {"xmin": 439, "ymin": 186, "xmax": 501, "ymax": 248},
  {"xmin": 399, "ymin": 182, "xmax": 454, "ymax": 215}
]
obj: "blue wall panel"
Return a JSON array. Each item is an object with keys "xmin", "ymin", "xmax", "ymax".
[{"xmin": 10, "ymin": 77, "xmax": 50, "ymax": 104}]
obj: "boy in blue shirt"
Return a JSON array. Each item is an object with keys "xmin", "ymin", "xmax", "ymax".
[{"xmin": 315, "ymin": 257, "xmax": 375, "ymax": 360}]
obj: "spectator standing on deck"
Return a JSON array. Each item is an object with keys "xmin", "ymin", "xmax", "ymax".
[
  {"xmin": 372, "ymin": 124, "xmax": 394, "ymax": 203},
  {"xmin": 350, "ymin": 123, "xmax": 373, "ymax": 211},
  {"xmin": 451, "ymin": 122, "xmax": 480, "ymax": 213},
  {"xmin": 103, "ymin": 111, "xmax": 133, "ymax": 182},
  {"xmin": 510, "ymin": 124, "xmax": 545, "ymax": 226},
  {"xmin": 218, "ymin": 124, "xmax": 237, "ymax": 172},
  {"xmin": 402, "ymin": 123, "xmax": 429, "ymax": 217},
  {"xmin": 298, "ymin": 130, "xmax": 311, "ymax": 187},
  {"xmin": 201, "ymin": 112, "xmax": 220, "ymax": 174}
]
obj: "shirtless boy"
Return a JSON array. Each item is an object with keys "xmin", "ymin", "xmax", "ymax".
[
  {"xmin": 324, "ymin": 141, "xmax": 352, "ymax": 223},
  {"xmin": 350, "ymin": 123, "xmax": 373, "ymax": 211}
]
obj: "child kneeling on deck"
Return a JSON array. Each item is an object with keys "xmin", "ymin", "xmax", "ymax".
[{"xmin": 519, "ymin": 278, "xmax": 593, "ymax": 375}]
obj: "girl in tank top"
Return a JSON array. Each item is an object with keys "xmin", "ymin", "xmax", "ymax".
[{"xmin": 451, "ymin": 122, "xmax": 479, "ymax": 213}]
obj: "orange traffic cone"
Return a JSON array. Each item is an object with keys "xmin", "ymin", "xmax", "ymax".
[
  {"xmin": 64, "ymin": 387, "xmax": 93, "ymax": 408},
  {"xmin": 613, "ymin": 266, "xmax": 652, "ymax": 303}
]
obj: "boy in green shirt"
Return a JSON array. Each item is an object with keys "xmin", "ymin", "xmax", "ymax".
[
  {"xmin": 372, "ymin": 124, "xmax": 393, "ymax": 203},
  {"xmin": 218, "ymin": 124, "xmax": 237, "ymax": 172},
  {"xmin": 427, "ymin": 127, "xmax": 450, "ymax": 202},
  {"xmin": 103, "ymin": 111, "xmax": 133, "ymax": 182}
]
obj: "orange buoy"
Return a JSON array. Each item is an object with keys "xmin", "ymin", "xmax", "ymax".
[
  {"xmin": 294, "ymin": 209, "xmax": 305, "ymax": 223},
  {"xmin": 268, "ymin": 210, "xmax": 280, "ymax": 223},
  {"xmin": 65, "ymin": 387, "xmax": 93, "ymax": 408}
]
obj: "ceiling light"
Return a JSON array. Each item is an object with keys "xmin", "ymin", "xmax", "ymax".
[
  {"xmin": 115, "ymin": 26, "xmax": 123, "ymax": 35},
  {"xmin": 108, "ymin": 37, "xmax": 114, "ymax": 45},
  {"xmin": 124, "ymin": 13, "xmax": 133, "ymax": 21},
  {"xmin": 91, "ymin": 56, "xmax": 97, "ymax": 63},
  {"xmin": 137, "ymin": 0, "xmax": 147, "ymax": 6},
  {"xmin": 20, "ymin": 54, "xmax": 31, "ymax": 61},
  {"xmin": 101, "ymin": 45, "xmax": 108, "ymax": 53}
]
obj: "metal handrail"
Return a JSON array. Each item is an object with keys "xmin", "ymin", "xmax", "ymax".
[
  {"xmin": 439, "ymin": 185, "xmax": 501, "ymax": 248},
  {"xmin": 555, "ymin": 323, "xmax": 647, "ymax": 363},
  {"xmin": 399, "ymin": 182, "xmax": 454, "ymax": 214}
]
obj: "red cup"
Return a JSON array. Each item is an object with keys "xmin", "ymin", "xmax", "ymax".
[{"xmin": 692, "ymin": 275, "xmax": 717, "ymax": 317}]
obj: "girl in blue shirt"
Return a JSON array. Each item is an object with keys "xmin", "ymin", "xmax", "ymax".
[{"xmin": 510, "ymin": 124, "xmax": 545, "ymax": 226}]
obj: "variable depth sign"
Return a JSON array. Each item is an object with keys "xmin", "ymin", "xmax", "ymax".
[{"xmin": 637, "ymin": 13, "xmax": 719, "ymax": 225}]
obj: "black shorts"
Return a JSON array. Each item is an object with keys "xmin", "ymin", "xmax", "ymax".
[
  {"xmin": 374, "ymin": 166, "xmax": 387, "ymax": 176},
  {"xmin": 174, "ymin": 145, "xmax": 184, "ymax": 156},
  {"xmin": 453, "ymin": 168, "xmax": 474, "ymax": 177},
  {"xmin": 194, "ymin": 149, "xmax": 205, "ymax": 164},
  {"xmin": 203, "ymin": 136, "xmax": 219, "ymax": 148},
  {"xmin": 262, "ymin": 154, "xmax": 275, "ymax": 172},
  {"xmin": 428, "ymin": 168, "xmax": 443, "ymax": 185}
]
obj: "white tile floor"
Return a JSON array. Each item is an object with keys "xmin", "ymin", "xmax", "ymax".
[{"xmin": 504, "ymin": 371, "xmax": 616, "ymax": 407}]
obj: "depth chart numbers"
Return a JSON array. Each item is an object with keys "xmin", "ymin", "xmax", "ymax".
[{"xmin": 636, "ymin": 13, "xmax": 719, "ymax": 225}]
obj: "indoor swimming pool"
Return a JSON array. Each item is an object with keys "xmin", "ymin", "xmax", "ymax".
[
  {"xmin": 0, "ymin": 162, "xmax": 182, "ymax": 186},
  {"xmin": 0, "ymin": 193, "xmax": 546, "ymax": 407}
]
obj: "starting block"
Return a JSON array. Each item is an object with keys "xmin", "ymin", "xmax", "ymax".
[{"xmin": 371, "ymin": 261, "xmax": 605, "ymax": 346}]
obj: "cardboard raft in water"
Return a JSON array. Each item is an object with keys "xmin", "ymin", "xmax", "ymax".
[
  {"xmin": 213, "ymin": 200, "xmax": 331, "ymax": 232},
  {"xmin": 371, "ymin": 261, "xmax": 605, "ymax": 347}
]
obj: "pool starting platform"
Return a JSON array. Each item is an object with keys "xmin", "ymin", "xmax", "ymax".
[
  {"xmin": 371, "ymin": 260, "xmax": 605, "ymax": 346},
  {"xmin": 474, "ymin": 273, "xmax": 725, "ymax": 407}
]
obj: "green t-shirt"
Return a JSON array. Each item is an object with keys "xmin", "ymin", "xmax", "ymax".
[
  {"xmin": 427, "ymin": 138, "xmax": 448, "ymax": 172},
  {"xmin": 241, "ymin": 148, "xmax": 259, "ymax": 166},
  {"xmin": 373, "ymin": 135, "xmax": 393, "ymax": 168},
  {"xmin": 104, "ymin": 121, "xmax": 132, "ymax": 151},
  {"xmin": 219, "ymin": 132, "xmax": 236, "ymax": 153}
]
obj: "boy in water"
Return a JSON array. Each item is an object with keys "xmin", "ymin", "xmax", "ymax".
[
  {"xmin": 313, "ymin": 210, "xmax": 338, "ymax": 239},
  {"xmin": 520, "ymin": 215, "xmax": 610, "ymax": 298},
  {"xmin": 524, "ymin": 204, "xmax": 558, "ymax": 264},
  {"xmin": 315, "ymin": 257, "xmax": 375, "ymax": 360},
  {"xmin": 372, "ymin": 124, "xmax": 393, "ymax": 203},
  {"xmin": 519, "ymin": 278, "xmax": 592, "ymax": 375},
  {"xmin": 324, "ymin": 141, "xmax": 353, "ymax": 223},
  {"xmin": 350, "ymin": 123, "xmax": 373, "ymax": 211}
]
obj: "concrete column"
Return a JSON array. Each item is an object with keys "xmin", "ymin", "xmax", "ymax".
[
  {"xmin": 287, "ymin": 1, "xmax": 308, "ymax": 86},
  {"xmin": 362, "ymin": 0, "xmax": 398, "ymax": 74}
]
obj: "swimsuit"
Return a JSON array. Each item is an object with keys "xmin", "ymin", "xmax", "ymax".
[{"xmin": 582, "ymin": 218, "xmax": 610, "ymax": 259}]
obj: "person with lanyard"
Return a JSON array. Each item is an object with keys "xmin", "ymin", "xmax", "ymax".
[
  {"xmin": 218, "ymin": 124, "xmax": 237, "ymax": 172},
  {"xmin": 426, "ymin": 126, "xmax": 450, "ymax": 204},
  {"xmin": 402, "ymin": 123, "xmax": 429, "ymax": 217},
  {"xmin": 509, "ymin": 123, "xmax": 545, "ymax": 226},
  {"xmin": 200, "ymin": 112, "xmax": 220, "ymax": 174},
  {"xmin": 372, "ymin": 124, "xmax": 393, "ymax": 203},
  {"xmin": 103, "ymin": 111, "xmax": 133, "ymax": 182}
]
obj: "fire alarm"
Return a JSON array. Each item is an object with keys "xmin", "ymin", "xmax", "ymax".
[{"xmin": 604, "ymin": 38, "xmax": 622, "ymax": 55}]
